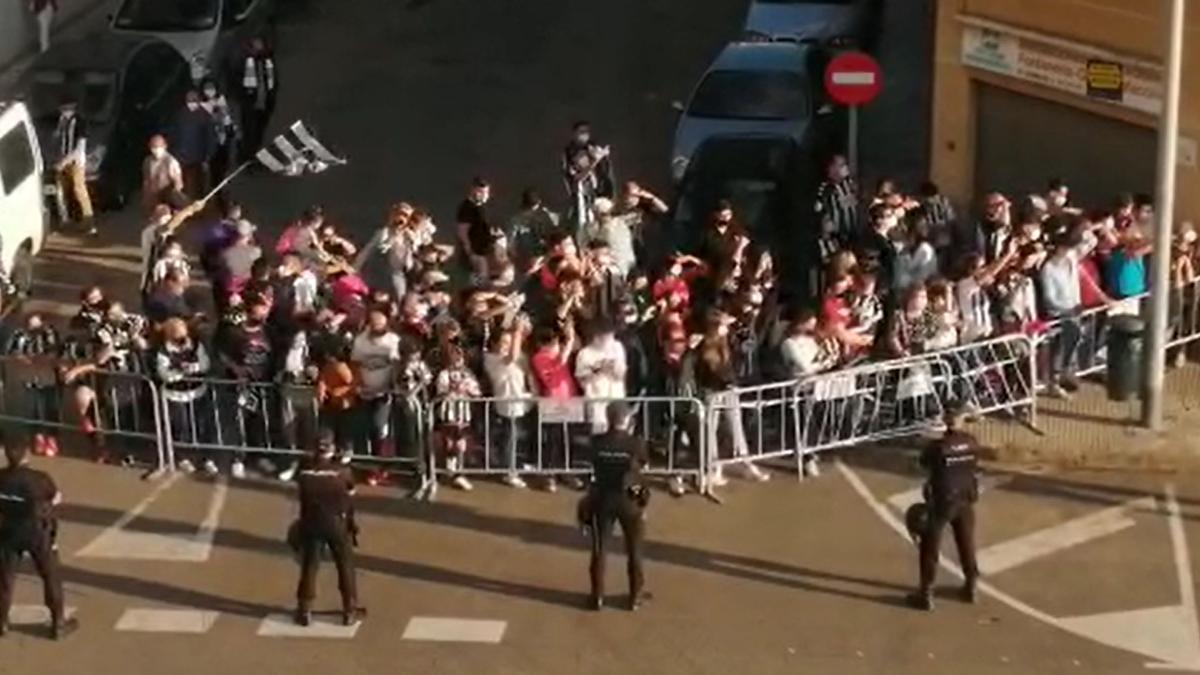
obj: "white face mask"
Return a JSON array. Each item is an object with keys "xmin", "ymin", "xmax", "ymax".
[
  {"xmin": 186, "ymin": 102, "xmax": 199, "ymax": 111},
  {"xmin": 1183, "ymin": 230, "xmax": 1197, "ymax": 245},
  {"xmin": 203, "ymin": 88, "xmax": 217, "ymax": 99},
  {"xmin": 1052, "ymin": 194, "xmax": 1067, "ymax": 207},
  {"xmin": 151, "ymin": 147, "xmax": 166, "ymax": 159}
]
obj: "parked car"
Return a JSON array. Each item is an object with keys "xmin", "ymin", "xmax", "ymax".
[
  {"xmin": 109, "ymin": 0, "xmax": 276, "ymax": 83},
  {"xmin": 742, "ymin": 0, "xmax": 882, "ymax": 47},
  {"xmin": 0, "ymin": 101, "xmax": 48, "ymax": 295},
  {"xmin": 671, "ymin": 134, "xmax": 830, "ymax": 302},
  {"xmin": 671, "ymin": 41, "xmax": 839, "ymax": 184},
  {"xmin": 19, "ymin": 35, "xmax": 193, "ymax": 210}
]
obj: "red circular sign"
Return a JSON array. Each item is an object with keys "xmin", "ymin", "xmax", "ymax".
[{"xmin": 824, "ymin": 51, "xmax": 883, "ymax": 106}]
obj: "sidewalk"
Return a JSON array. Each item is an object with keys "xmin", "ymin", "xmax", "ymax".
[
  {"xmin": 0, "ymin": 0, "xmax": 116, "ymax": 96},
  {"xmin": 976, "ymin": 362, "xmax": 1200, "ymax": 471}
]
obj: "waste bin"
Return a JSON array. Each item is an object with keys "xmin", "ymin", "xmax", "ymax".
[{"xmin": 1106, "ymin": 315, "xmax": 1144, "ymax": 402}]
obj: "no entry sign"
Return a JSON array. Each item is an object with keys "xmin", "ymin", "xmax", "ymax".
[{"xmin": 824, "ymin": 51, "xmax": 882, "ymax": 106}]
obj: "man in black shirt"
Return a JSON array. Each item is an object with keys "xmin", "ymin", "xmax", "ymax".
[
  {"xmin": 580, "ymin": 402, "xmax": 650, "ymax": 611},
  {"xmin": 0, "ymin": 432, "xmax": 77, "ymax": 639},
  {"xmin": 456, "ymin": 177, "xmax": 495, "ymax": 272},
  {"xmin": 908, "ymin": 408, "xmax": 981, "ymax": 611},
  {"xmin": 291, "ymin": 431, "xmax": 364, "ymax": 627}
]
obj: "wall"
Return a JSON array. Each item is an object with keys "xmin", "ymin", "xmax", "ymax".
[{"xmin": 930, "ymin": 0, "xmax": 1200, "ymax": 221}]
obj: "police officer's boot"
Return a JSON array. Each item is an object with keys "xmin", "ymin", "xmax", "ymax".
[
  {"xmin": 50, "ymin": 616, "xmax": 78, "ymax": 640},
  {"xmin": 628, "ymin": 592, "xmax": 650, "ymax": 612},
  {"xmin": 293, "ymin": 607, "xmax": 311, "ymax": 627},
  {"xmin": 0, "ymin": 618, "xmax": 8, "ymax": 637},
  {"xmin": 906, "ymin": 589, "xmax": 934, "ymax": 612},
  {"xmin": 587, "ymin": 594, "xmax": 603, "ymax": 612},
  {"xmin": 960, "ymin": 577, "xmax": 978, "ymax": 604},
  {"xmin": 342, "ymin": 606, "xmax": 367, "ymax": 626}
]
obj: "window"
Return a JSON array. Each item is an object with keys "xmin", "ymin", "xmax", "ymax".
[
  {"xmin": 113, "ymin": 0, "xmax": 219, "ymax": 31},
  {"xmin": 0, "ymin": 124, "xmax": 36, "ymax": 196},
  {"xmin": 688, "ymin": 70, "xmax": 809, "ymax": 121}
]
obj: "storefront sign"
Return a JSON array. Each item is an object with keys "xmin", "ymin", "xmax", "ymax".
[{"xmin": 961, "ymin": 23, "xmax": 1163, "ymax": 115}]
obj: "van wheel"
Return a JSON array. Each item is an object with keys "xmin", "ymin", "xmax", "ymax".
[{"xmin": 11, "ymin": 244, "xmax": 34, "ymax": 296}]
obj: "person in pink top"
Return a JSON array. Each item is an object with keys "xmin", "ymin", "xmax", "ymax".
[{"xmin": 530, "ymin": 324, "xmax": 583, "ymax": 491}]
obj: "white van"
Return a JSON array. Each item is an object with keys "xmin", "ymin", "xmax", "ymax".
[{"xmin": 0, "ymin": 101, "xmax": 47, "ymax": 293}]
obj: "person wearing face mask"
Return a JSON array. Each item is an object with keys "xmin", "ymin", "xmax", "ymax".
[
  {"xmin": 696, "ymin": 200, "xmax": 748, "ymax": 294},
  {"xmin": 139, "ymin": 200, "xmax": 206, "ymax": 304},
  {"xmin": 351, "ymin": 308, "xmax": 402, "ymax": 485},
  {"xmin": 142, "ymin": 136, "xmax": 185, "ymax": 213},
  {"xmin": 155, "ymin": 318, "xmax": 216, "ymax": 475},
  {"xmin": 170, "ymin": 90, "xmax": 218, "ymax": 198},
  {"xmin": 198, "ymin": 78, "xmax": 239, "ymax": 193},
  {"xmin": 217, "ymin": 295, "xmax": 274, "ymax": 479},
  {"xmin": 1041, "ymin": 222, "xmax": 1099, "ymax": 398},
  {"xmin": 855, "ymin": 203, "xmax": 900, "ymax": 299},
  {"xmin": 697, "ymin": 309, "xmax": 769, "ymax": 485},
  {"xmin": 562, "ymin": 121, "xmax": 615, "ymax": 200},
  {"xmin": 240, "ymin": 37, "xmax": 278, "ymax": 162},
  {"xmin": 51, "ymin": 100, "xmax": 94, "ymax": 234},
  {"xmin": 814, "ymin": 154, "xmax": 859, "ymax": 243}
]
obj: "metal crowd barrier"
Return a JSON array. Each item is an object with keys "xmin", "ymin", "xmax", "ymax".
[
  {"xmin": 423, "ymin": 395, "xmax": 707, "ymax": 497},
  {"xmin": 0, "ymin": 356, "xmax": 167, "ymax": 471},
  {"xmin": 795, "ymin": 355, "xmax": 951, "ymax": 456},
  {"xmin": 162, "ymin": 378, "xmax": 432, "ymax": 494},
  {"xmin": 704, "ymin": 379, "xmax": 804, "ymax": 481},
  {"xmin": 921, "ymin": 333, "xmax": 1037, "ymax": 427}
]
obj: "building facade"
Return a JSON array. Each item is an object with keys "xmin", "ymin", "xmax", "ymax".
[{"xmin": 930, "ymin": 0, "xmax": 1199, "ymax": 222}]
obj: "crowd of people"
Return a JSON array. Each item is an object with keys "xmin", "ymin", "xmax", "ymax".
[{"xmin": 4, "ymin": 119, "xmax": 1190, "ymax": 494}]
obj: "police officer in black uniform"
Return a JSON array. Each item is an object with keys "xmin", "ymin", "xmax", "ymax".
[
  {"xmin": 0, "ymin": 431, "xmax": 77, "ymax": 639},
  {"xmin": 908, "ymin": 408, "xmax": 981, "ymax": 611},
  {"xmin": 292, "ymin": 430, "xmax": 366, "ymax": 627},
  {"xmin": 580, "ymin": 402, "xmax": 650, "ymax": 611}
]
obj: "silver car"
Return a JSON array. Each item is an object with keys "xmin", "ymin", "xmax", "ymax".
[
  {"xmin": 742, "ymin": 0, "xmax": 881, "ymax": 46},
  {"xmin": 109, "ymin": 0, "xmax": 276, "ymax": 83},
  {"xmin": 671, "ymin": 42, "xmax": 831, "ymax": 183}
]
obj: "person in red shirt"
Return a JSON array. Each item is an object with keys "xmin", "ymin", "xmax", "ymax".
[
  {"xmin": 821, "ymin": 272, "xmax": 873, "ymax": 356},
  {"xmin": 530, "ymin": 325, "xmax": 583, "ymax": 491}
]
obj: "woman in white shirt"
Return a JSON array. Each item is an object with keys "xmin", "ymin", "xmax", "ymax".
[
  {"xmin": 482, "ymin": 320, "xmax": 533, "ymax": 489},
  {"xmin": 574, "ymin": 320, "xmax": 627, "ymax": 433}
]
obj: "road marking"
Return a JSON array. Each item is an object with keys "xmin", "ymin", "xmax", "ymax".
[
  {"xmin": 839, "ymin": 462, "xmax": 1200, "ymax": 672},
  {"xmin": 9, "ymin": 605, "xmax": 76, "ymax": 625},
  {"xmin": 76, "ymin": 472, "xmax": 182, "ymax": 556},
  {"xmin": 76, "ymin": 476, "xmax": 228, "ymax": 562},
  {"xmin": 402, "ymin": 617, "xmax": 507, "ymax": 643},
  {"xmin": 975, "ymin": 497, "xmax": 1152, "ymax": 575},
  {"xmin": 257, "ymin": 613, "xmax": 362, "ymax": 639},
  {"xmin": 886, "ymin": 474, "xmax": 1013, "ymax": 512},
  {"xmin": 115, "ymin": 608, "xmax": 218, "ymax": 634}
]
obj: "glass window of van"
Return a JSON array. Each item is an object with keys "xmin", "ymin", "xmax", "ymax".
[{"xmin": 0, "ymin": 125, "xmax": 36, "ymax": 196}]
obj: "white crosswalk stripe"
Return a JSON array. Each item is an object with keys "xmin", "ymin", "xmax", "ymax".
[
  {"xmin": 402, "ymin": 617, "xmax": 507, "ymax": 643},
  {"xmin": 115, "ymin": 608, "xmax": 218, "ymax": 634}
]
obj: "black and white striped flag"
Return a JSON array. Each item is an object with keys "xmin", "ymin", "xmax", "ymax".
[{"xmin": 255, "ymin": 121, "xmax": 345, "ymax": 175}]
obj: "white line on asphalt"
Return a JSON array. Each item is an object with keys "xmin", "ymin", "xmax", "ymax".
[
  {"xmin": 975, "ymin": 497, "xmax": 1152, "ymax": 576},
  {"xmin": 9, "ymin": 605, "xmax": 77, "ymax": 625},
  {"xmin": 885, "ymin": 474, "xmax": 1014, "ymax": 512},
  {"xmin": 75, "ymin": 472, "xmax": 182, "ymax": 557},
  {"xmin": 76, "ymin": 476, "xmax": 228, "ymax": 562},
  {"xmin": 401, "ymin": 617, "xmax": 507, "ymax": 643},
  {"xmin": 115, "ymin": 608, "xmax": 218, "ymax": 634},
  {"xmin": 838, "ymin": 462, "xmax": 1200, "ymax": 672},
  {"xmin": 257, "ymin": 614, "xmax": 362, "ymax": 639}
]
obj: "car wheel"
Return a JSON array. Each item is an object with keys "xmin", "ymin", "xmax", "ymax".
[{"xmin": 11, "ymin": 244, "xmax": 35, "ymax": 296}]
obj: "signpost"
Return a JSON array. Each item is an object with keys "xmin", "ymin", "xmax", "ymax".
[{"xmin": 823, "ymin": 51, "xmax": 883, "ymax": 175}]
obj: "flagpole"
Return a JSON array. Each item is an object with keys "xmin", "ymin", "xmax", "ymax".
[{"xmin": 201, "ymin": 160, "xmax": 255, "ymax": 203}]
